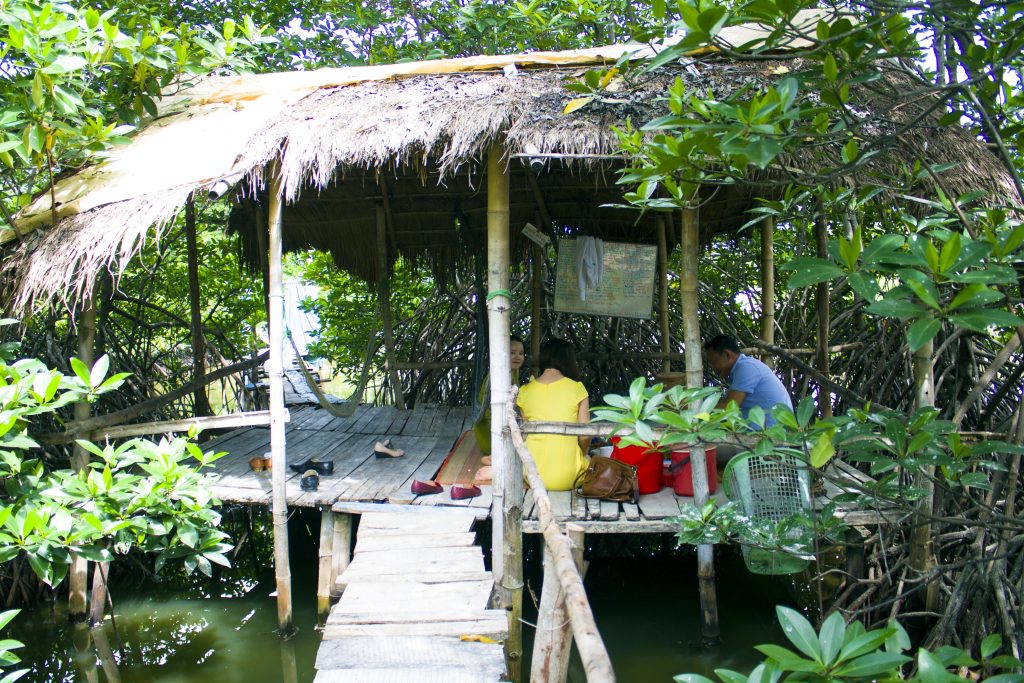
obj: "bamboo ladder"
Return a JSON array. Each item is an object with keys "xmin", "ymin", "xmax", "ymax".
[{"xmin": 505, "ymin": 388, "xmax": 616, "ymax": 683}]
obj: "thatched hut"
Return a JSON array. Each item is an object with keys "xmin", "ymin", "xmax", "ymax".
[{"xmin": 4, "ymin": 28, "xmax": 1019, "ymax": 648}]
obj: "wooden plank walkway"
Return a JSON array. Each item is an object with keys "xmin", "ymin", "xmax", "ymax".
[{"xmin": 316, "ymin": 508, "xmax": 507, "ymax": 682}]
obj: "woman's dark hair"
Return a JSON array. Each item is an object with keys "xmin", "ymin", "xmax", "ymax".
[
  {"xmin": 538, "ymin": 338, "xmax": 581, "ymax": 381},
  {"xmin": 510, "ymin": 334, "xmax": 525, "ymax": 347}
]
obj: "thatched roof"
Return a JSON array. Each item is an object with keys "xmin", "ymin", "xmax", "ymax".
[{"xmin": 4, "ymin": 21, "xmax": 1019, "ymax": 311}]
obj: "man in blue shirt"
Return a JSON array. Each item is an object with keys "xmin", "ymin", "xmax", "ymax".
[{"xmin": 704, "ymin": 334, "xmax": 793, "ymax": 464}]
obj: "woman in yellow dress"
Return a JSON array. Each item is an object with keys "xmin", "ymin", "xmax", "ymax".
[{"xmin": 515, "ymin": 339, "xmax": 589, "ymax": 491}]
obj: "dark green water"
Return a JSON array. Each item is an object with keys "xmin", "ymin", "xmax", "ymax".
[{"xmin": 11, "ymin": 513, "xmax": 797, "ymax": 682}]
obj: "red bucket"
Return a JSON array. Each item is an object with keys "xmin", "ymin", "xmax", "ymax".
[
  {"xmin": 610, "ymin": 436, "xmax": 663, "ymax": 494},
  {"xmin": 665, "ymin": 447, "xmax": 718, "ymax": 496}
]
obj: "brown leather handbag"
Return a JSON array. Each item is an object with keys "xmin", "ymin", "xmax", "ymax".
[{"xmin": 573, "ymin": 456, "xmax": 639, "ymax": 504}]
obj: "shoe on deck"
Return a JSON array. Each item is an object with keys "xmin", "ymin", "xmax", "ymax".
[{"xmin": 450, "ymin": 484, "xmax": 482, "ymax": 500}]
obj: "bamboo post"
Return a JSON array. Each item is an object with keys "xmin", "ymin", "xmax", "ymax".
[
  {"xmin": 814, "ymin": 211, "xmax": 832, "ymax": 418},
  {"xmin": 760, "ymin": 216, "xmax": 775, "ymax": 370},
  {"xmin": 909, "ymin": 337, "xmax": 938, "ymax": 611},
  {"xmin": 267, "ymin": 158, "xmax": 295, "ymax": 636},
  {"xmin": 531, "ymin": 240, "xmax": 543, "ymax": 375},
  {"xmin": 506, "ymin": 393, "xmax": 615, "ymax": 682},
  {"xmin": 69, "ymin": 293, "xmax": 96, "ymax": 622},
  {"xmin": 657, "ymin": 216, "xmax": 671, "ymax": 374},
  {"xmin": 316, "ymin": 510, "xmax": 336, "ymax": 624},
  {"xmin": 331, "ymin": 513, "xmax": 353, "ymax": 595},
  {"xmin": 376, "ymin": 203, "xmax": 405, "ymax": 408},
  {"xmin": 185, "ymin": 195, "xmax": 212, "ymax": 416},
  {"xmin": 680, "ymin": 204, "xmax": 720, "ymax": 645},
  {"xmin": 486, "ymin": 144, "xmax": 523, "ymax": 679}
]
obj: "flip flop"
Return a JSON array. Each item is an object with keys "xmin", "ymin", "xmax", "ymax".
[
  {"xmin": 450, "ymin": 484, "xmax": 482, "ymax": 500},
  {"xmin": 300, "ymin": 470, "xmax": 319, "ymax": 491},
  {"xmin": 411, "ymin": 479, "xmax": 444, "ymax": 495},
  {"xmin": 374, "ymin": 441, "xmax": 405, "ymax": 458},
  {"xmin": 289, "ymin": 459, "xmax": 334, "ymax": 475}
]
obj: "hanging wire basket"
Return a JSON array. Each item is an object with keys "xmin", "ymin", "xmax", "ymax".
[{"xmin": 724, "ymin": 452, "xmax": 813, "ymax": 575}]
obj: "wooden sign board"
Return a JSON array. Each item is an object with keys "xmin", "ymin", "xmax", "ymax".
[{"xmin": 553, "ymin": 238, "xmax": 657, "ymax": 319}]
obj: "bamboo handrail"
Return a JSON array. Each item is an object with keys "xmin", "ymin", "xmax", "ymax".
[
  {"xmin": 35, "ymin": 351, "xmax": 270, "ymax": 445},
  {"xmin": 505, "ymin": 387, "xmax": 616, "ymax": 683}
]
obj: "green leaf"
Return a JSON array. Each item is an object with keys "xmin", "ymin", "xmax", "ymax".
[
  {"xmin": 949, "ymin": 310, "xmax": 1024, "ymax": 332},
  {"xmin": 916, "ymin": 649, "xmax": 957, "ymax": 683},
  {"xmin": 41, "ymin": 54, "xmax": 88, "ymax": 74},
  {"xmin": 69, "ymin": 357, "xmax": 91, "ymax": 386},
  {"xmin": 938, "ymin": 233, "xmax": 961, "ymax": 274},
  {"xmin": 823, "ymin": 54, "xmax": 838, "ymax": 82},
  {"xmin": 90, "ymin": 354, "xmax": 110, "ymax": 387},
  {"xmin": 980, "ymin": 634, "xmax": 1002, "ymax": 660},
  {"xmin": 841, "ymin": 138, "xmax": 858, "ymax": 164},
  {"xmin": 817, "ymin": 611, "xmax": 845, "ymax": 665},
  {"xmin": 776, "ymin": 606, "xmax": 822, "ymax": 662},
  {"xmin": 784, "ymin": 260, "xmax": 845, "ymax": 289},
  {"xmin": 838, "ymin": 628, "xmax": 893, "ymax": 661},
  {"xmin": 907, "ymin": 318, "xmax": 941, "ymax": 352},
  {"xmin": 696, "ymin": 6, "xmax": 728, "ymax": 36},
  {"xmin": 810, "ymin": 432, "xmax": 835, "ymax": 468},
  {"xmin": 865, "ymin": 298, "xmax": 927, "ymax": 319},
  {"xmin": 832, "ymin": 651, "xmax": 911, "ymax": 676}
]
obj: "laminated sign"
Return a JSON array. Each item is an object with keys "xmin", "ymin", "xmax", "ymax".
[{"xmin": 554, "ymin": 238, "xmax": 657, "ymax": 319}]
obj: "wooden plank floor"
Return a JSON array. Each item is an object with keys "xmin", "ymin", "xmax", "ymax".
[
  {"xmin": 316, "ymin": 508, "xmax": 506, "ymax": 683},
  {"xmin": 201, "ymin": 404, "xmax": 716, "ymax": 526},
  {"xmin": 201, "ymin": 404, "xmax": 883, "ymax": 527}
]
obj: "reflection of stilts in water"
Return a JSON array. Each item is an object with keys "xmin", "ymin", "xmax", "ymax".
[
  {"xmin": 72, "ymin": 621, "xmax": 123, "ymax": 683},
  {"xmin": 71, "ymin": 623, "xmax": 99, "ymax": 683},
  {"xmin": 93, "ymin": 624, "xmax": 122, "ymax": 683},
  {"xmin": 280, "ymin": 640, "xmax": 299, "ymax": 683}
]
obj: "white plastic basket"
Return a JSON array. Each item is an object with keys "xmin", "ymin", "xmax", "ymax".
[{"xmin": 724, "ymin": 452, "xmax": 813, "ymax": 575}]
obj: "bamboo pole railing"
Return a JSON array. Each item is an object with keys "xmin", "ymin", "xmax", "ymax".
[{"xmin": 505, "ymin": 387, "xmax": 615, "ymax": 683}]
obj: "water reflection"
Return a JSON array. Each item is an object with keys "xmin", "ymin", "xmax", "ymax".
[{"xmin": 14, "ymin": 593, "xmax": 318, "ymax": 683}]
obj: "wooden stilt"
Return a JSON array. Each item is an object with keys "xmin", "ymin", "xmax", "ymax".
[
  {"xmin": 185, "ymin": 195, "xmax": 212, "ymax": 416},
  {"xmin": 506, "ymin": 400, "xmax": 614, "ymax": 682},
  {"xmin": 331, "ymin": 513, "xmax": 353, "ymax": 595},
  {"xmin": 760, "ymin": 216, "xmax": 775, "ymax": 370},
  {"xmin": 657, "ymin": 216, "xmax": 672, "ymax": 374},
  {"xmin": 532, "ymin": 544, "xmax": 571, "ymax": 683},
  {"xmin": 531, "ymin": 240, "xmax": 543, "ymax": 375},
  {"xmin": 376, "ymin": 203, "xmax": 405, "ymax": 408},
  {"xmin": 88, "ymin": 562, "xmax": 108, "ymax": 626},
  {"xmin": 680, "ymin": 204, "xmax": 720, "ymax": 645},
  {"xmin": 267, "ymin": 158, "xmax": 295, "ymax": 636},
  {"xmin": 531, "ymin": 523, "xmax": 588, "ymax": 683},
  {"xmin": 486, "ymin": 143, "xmax": 523, "ymax": 680},
  {"xmin": 69, "ymin": 293, "xmax": 96, "ymax": 622},
  {"xmin": 814, "ymin": 211, "xmax": 832, "ymax": 417},
  {"xmin": 317, "ymin": 510, "xmax": 336, "ymax": 625}
]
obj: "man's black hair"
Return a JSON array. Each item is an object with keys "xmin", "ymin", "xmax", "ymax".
[{"xmin": 704, "ymin": 334, "xmax": 740, "ymax": 353}]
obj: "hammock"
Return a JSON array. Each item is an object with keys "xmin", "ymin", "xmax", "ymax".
[{"xmin": 287, "ymin": 316, "xmax": 378, "ymax": 418}]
